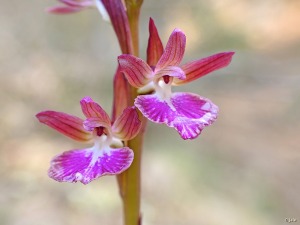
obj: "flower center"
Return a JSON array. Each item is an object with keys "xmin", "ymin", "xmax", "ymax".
[
  {"xmin": 95, "ymin": 126, "xmax": 104, "ymax": 136},
  {"xmin": 93, "ymin": 126, "xmax": 122, "ymax": 149},
  {"xmin": 92, "ymin": 127, "xmax": 112, "ymax": 153},
  {"xmin": 95, "ymin": 126, "xmax": 109, "ymax": 137},
  {"xmin": 154, "ymin": 75, "xmax": 173, "ymax": 101}
]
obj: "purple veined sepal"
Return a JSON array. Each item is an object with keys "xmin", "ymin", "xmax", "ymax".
[
  {"xmin": 134, "ymin": 92, "xmax": 218, "ymax": 140},
  {"xmin": 36, "ymin": 111, "xmax": 93, "ymax": 142},
  {"xmin": 112, "ymin": 106, "xmax": 142, "ymax": 141},
  {"xmin": 112, "ymin": 66, "xmax": 130, "ymax": 122},
  {"xmin": 174, "ymin": 51, "xmax": 235, "ymax": 85},
  {"xmin": 155, "ymin": 28, "xmax": 186, "ymax": 71},
  {"xmin": 80, "ymin": 96, "xmax": 111, "ymax": 123},
  {"xmin": 48, "ymin": 145, "xmax": 134, "ymax": 184},
  {"xmin": 118, "ymin": 54, "xmax": 154, "ymax": 88},
  {"xmin": 147, "ymin": 18, "xmax": 164, "ymax": 67}
]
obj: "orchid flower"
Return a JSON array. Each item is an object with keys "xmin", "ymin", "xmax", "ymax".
[
  {"xmin": 47, "ymin": 0, "xmax": 109, "ymax": 21},
  {"xmin": 118, "ymin": 19, "xmax": 234, "ymax": 140},
  {"xmin": 36, "ymin": 96, "xmax": 141, "ymax": 184}
]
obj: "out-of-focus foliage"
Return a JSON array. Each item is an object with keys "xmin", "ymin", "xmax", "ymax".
[{"xmin": 0, "ymin": 0, "xmax": 299, "ymax": 225}]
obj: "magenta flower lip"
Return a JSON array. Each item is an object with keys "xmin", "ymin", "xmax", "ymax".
[
  {"xmin": 36, "ymin": 97, "xmax": 141, "ymax": 184},
  {"xmin": 135, "ymin": 92, "xmax": 219, "ymax": 140},
  {"xmin": 118, "ymin": 19, "xmax": 234, "ymax": 140}
]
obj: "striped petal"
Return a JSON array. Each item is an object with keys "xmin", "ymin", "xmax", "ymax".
[
  {"xmin": 112, "ymin": 67, "xmax": 130, "ymax": 122},
  {"xmin": 48, "ymin": 147, "xmax": 134, "ymax": 184},
  {"xmin": 174, "ymin": 52, "xmax": 235, "ymax": 85},
  {"xmin": 112, "ymin": 107, "xmax": 141, "ymax": 140},
  {"xmin": 135, "ymin": 92, "xmax": 218, "ymax": 140},
  {"xmin": 80, "ymin": 96, "xmax": 111, "ymax": 124},
  {"xmin": 118, "ymin": 54, "xmax": 154, "ymax": 88},
  {"xmin": 36, "ymin": 111, "xmax": 92, "ymax": 142},
  {"xmin": 155, "ymin": 66, "xmax": 186, "ymax": 80},
  {"xmin": 46, "ymin": 6, "xmax": 83, "ymax": 14},
  {"xmin": 147, "ymin": 18, "xmax": 164, "ymax": 67},
  {"xmin": 83, "ymin": 117, "xmax": 111, "ymax": 132},
  {"xmin": 156, "ymin": 29, "xmax": 186, "ymax": 70}
]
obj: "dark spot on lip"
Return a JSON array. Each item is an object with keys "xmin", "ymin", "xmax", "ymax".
[
  {"xmin": 96, "ymin": 127, "xmax": 104, "ymax": 136},
  {"xmin": 163, "ymin": 75, "xmax": 170, "ymax": 84}
]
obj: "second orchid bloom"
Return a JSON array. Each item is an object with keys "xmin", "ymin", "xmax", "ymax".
[
  {"xmin": 118, "ymin": 19, "xmax": 234, "ymax": 140},
  {"xmin": 36, "ymin": 97, "xmax": 141, "ymax": 184}
]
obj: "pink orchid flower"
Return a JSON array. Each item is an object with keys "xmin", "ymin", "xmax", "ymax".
[
  {"xmin": 36, "ymin": 96, "xmax": 141, "ymax": 184},
  {"xmin": 118, "ymin": 19, "xmax": 234, "ymax": 140},
  {"xmin": 47, "ymin": 0, "xmax": 109, "ymax": 21}
]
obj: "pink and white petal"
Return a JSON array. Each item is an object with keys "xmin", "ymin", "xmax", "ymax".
[
  {"xmin": 147, "ymin": 18, "xmax": 164, "ymax": 67},
  {"xmin": 171, "ymin": 92, "xmax": 219, "ymax": 139},
  {"xmin": 36, "ymin": 111, "xmax": 92, "ymax": 142},
  {"xmin": 118, "ymin": 54, "xmax": 154, "ymax": 88},
  {"xmin": 134, "ymin": 94, "xmax": 177, "ymax": 124},
  {"xmin": 46, "ymin": 6, "xmax": 83, "ymax": 14},
  {"xmin": 80, "ymin": 97, "xmax": 111, "ymax": 124},
  {"xmin": 174, "ymin": 52, "xmax": 235, "ymax": 85},
  {"xmin": 48, "ymin": 147, "xmax": 134, "ymax": 184},
  {"xmin": 156, "ymin": 29, "xmax": 186, "ymax": 70},
  {"xmin": 112, "ymin": 107, "xmax": 141, "ymax": 140},
  {"xmin": 83, "ymin": 117, "xmax": 111, "ymax": 132},
  {"xmin": 155, "ymin": 66, "xmax": 186, "ymax": 80}
]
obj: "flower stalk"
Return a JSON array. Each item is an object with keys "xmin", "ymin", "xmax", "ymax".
[
  {"xmin": 120, "ymin": 5, "xmax": 146, "ymax": 225},
  {"xmin": 105, "ymin": 1, "xmax": 145, "ymax": 224}
]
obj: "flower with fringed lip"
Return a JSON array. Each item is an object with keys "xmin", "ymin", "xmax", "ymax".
[
  {"xmin": 36, "ymin": 96, "xmax": 141, "ymax": 184},
  {"xmin": 118, "ymin": 19, "xmax": 234, "ymax": 140}
]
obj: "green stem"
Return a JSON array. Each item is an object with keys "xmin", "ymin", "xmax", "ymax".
[
  {"xmin": 118, "ymin": 119, "xmax": 146, "ymax": 225},
  {"xmin": 116, "ymin": 2, "xmax": 145, "ymax": 225},
  {"xmin": 126, "ymin": 6, "xmax": 141, "ymax": 56}
]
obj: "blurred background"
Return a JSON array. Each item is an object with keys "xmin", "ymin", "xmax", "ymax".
[{"xmin": 0, "ymin": 0, "xmax": 299, "ymax": 225}]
